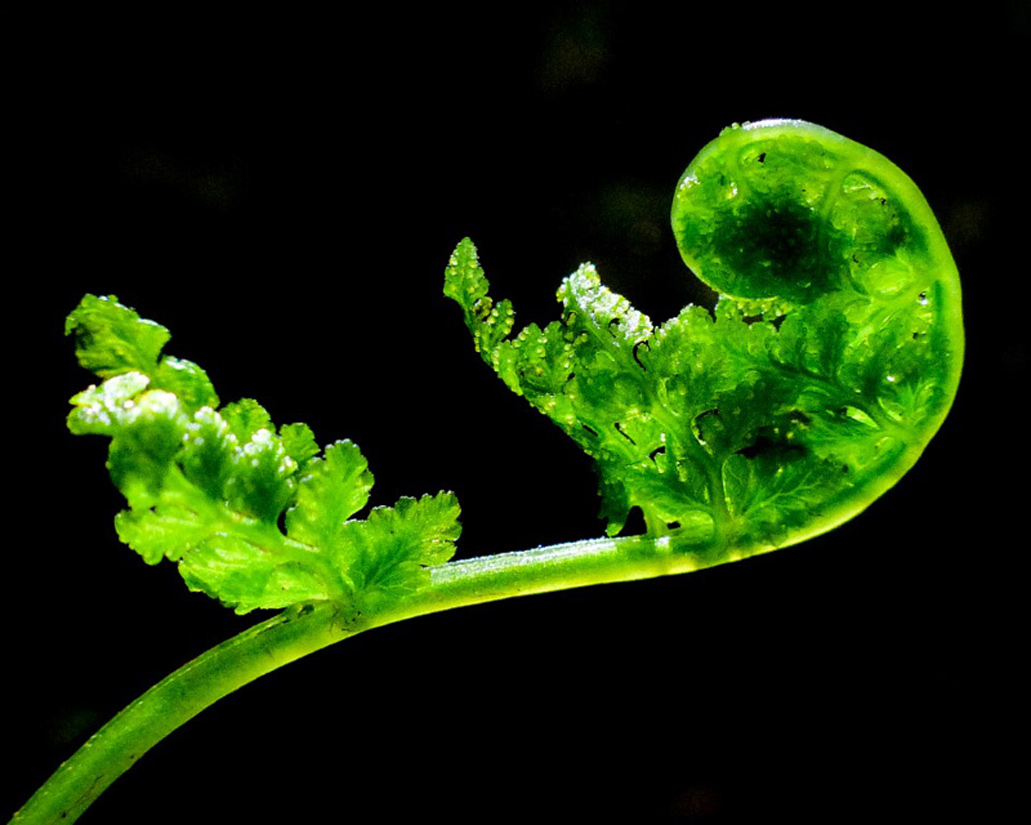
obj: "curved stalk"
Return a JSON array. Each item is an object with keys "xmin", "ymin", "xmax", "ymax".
[
  {"xmin": 10, "ymin": 531, "xmax": 761, "ymax": 825},
  {"xmin": 9, "ymin": 602, "xmax": 350, "ymax": 825}
]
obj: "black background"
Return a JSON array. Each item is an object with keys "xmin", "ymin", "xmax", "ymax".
[{"xmin": 8, "ymin": 3, "xmax": 1024, "ymax": 822}]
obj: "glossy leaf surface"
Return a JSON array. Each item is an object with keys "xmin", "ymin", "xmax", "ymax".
[{"xmin": 65, "ymin": 295, "xmax": 461, "ymax": 613}]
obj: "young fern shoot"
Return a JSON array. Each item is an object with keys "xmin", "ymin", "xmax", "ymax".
[
  {"xmin": 446, "ymin": 119, "xmax": 963, "ymax": 558},
  {"xmin": 10, "ymin": 119, "xmax": 963, "ymax": 824}
]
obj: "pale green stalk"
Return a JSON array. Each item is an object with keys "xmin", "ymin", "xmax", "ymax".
[{"xmin": 10, "ymin": 531, "xmax": 760, "ymax": 825}]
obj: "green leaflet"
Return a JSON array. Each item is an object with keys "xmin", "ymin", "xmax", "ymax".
[
  {"xmin": 445, "ymin": 119, "xmax": 963, "ymax": 556},
  {"xmin": 334, "ymin": 493, "xmax": 462, "ymax": 605},
  {"xmin": 66, "ymin": 295, "xmax": 460, "ymax": 614}
]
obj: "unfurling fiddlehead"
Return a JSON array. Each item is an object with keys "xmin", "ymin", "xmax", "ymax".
[{"xmin": 446, "ymin": 119, "xmax": 963, "ymax": 561}]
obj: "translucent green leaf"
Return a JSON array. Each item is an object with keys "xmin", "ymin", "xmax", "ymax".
[
  {"xmin": 65, "ymin": 294, "xmax": 170, "ymax": 378},
  {"xmin": 224, "ymin": 428, "xmax": 297, "ymax": 524},
  {"xmin": 67, "ymin": 295, "xmax": 461, "ymax": 614},
  {"xmin": 285, "ymin": 440, "xmax": 374, "ymax": 550},
  {"xmin": 281, "ymin": 423, "xmax": 320, "ymax": 467},
  {"xmin": 114, "ymin": 471, "xmax": 225, "ymax": 565},
  {"xmin": 220, "ymin": 398, "xmax": 274, "ymax": 442},
  {"xmin": 67, "ymin": 372, "xmax": 151, "ymax": 435},
  {"xmin": 722, "ymin": 451, "xmax": 847, "ymax": 545},
  {"xmin": 178, "ymin": 407, "xmax": 236, "ymax": 500},
  {"xmin": 335, "ymin": 492, "xmax": 461, "ymax": 604},
  {"xmin": 152, "ymin": 356, "xmax": 219, "ymax": 410},
  {"xmin": 65, "ymin": 294, "xmax": 218, "ymax": 411},
  {"xmin": 444, "ymin": 238, "xmax": 516, "ymax": 363},
  {"xmin": 106, "ymin": 390, "xmax": 188, "ymax": 509},
  {"xmin": 180, "ymin": 534, "xmax": 335, "ymax": 614}
]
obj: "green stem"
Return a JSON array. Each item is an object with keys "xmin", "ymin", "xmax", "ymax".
[
  {"xmin": 10, "ymin": 532, "xmax": 755, "ymax": 825},
  {"xmin": 9, "ymin": 602, "xmax": 352, "ymax": 825}
]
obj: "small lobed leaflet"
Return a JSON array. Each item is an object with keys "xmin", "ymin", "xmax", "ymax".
[
  {"xmin": 65, "ymin": 294, "xmax": 461, "ymax": 615},
  {"xmin": 445, "ymin": 119, "xmax": 963, "ymax": 557}
]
